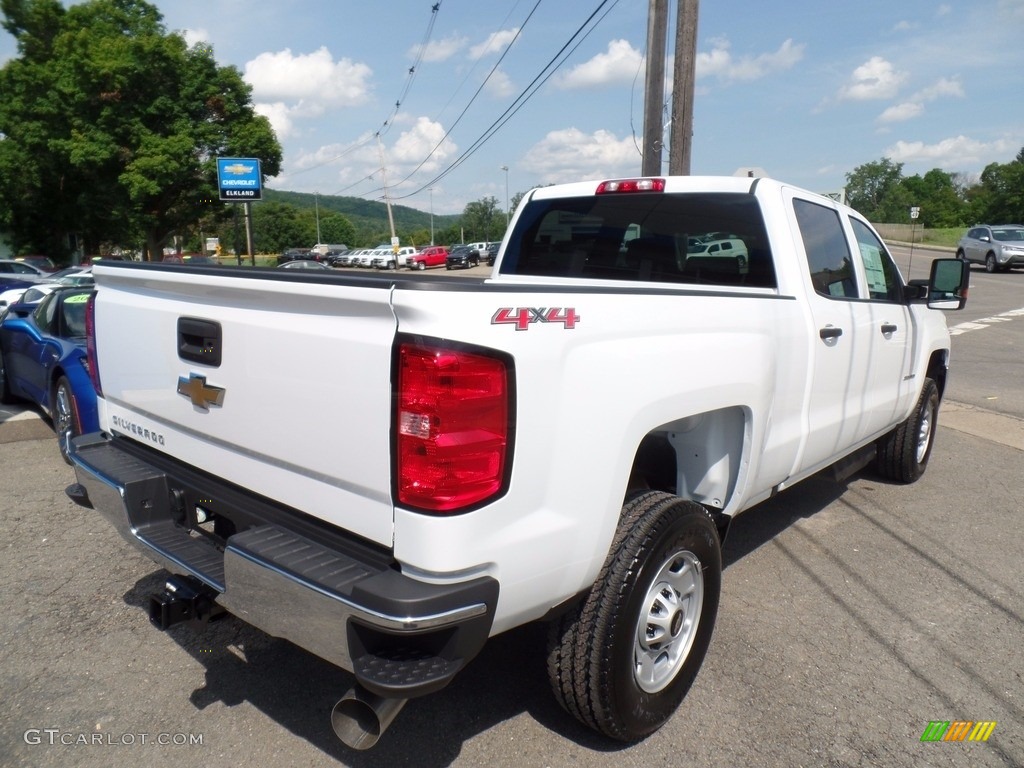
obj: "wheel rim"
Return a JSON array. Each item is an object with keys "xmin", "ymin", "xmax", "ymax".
[
  {"xmin": 634, "ymin": 548, "xmax": 704, "ymax": 693},
  {"xmin": 915, "ymin": 400, "xmax": 934, "ymax": 464},
  {"xmin": 55, "ymin": 383, "xmax": 74, "ymax": 449}
]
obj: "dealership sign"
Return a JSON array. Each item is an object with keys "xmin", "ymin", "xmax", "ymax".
[{"xmin": 217, "ymin": 157, "xmax": 262, "ymax": 201}]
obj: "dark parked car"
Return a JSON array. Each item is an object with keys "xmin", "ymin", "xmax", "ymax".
[
  {"xmin": 0, "ymin": 286, "xmax": 98, "ymax": 463},
  {"xmin": 445, "ymin": 244, "xmax": 479, "ymax": 270},
  {"xmin": 485, "ymin": 241, "xmax": 500, "ymax": 266},
  {"xmin": 276, "ymin": 248, "xmax": 317, "ymax": 265}
]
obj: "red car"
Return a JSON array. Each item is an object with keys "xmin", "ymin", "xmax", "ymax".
[{"xmin": 407, "ymin": 245, "xmax": 448, "ymax": 270}]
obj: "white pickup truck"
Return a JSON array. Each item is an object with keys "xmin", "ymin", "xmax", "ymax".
[{"xmin": 67, "ymin": 175, "xmax": 968, "ymax": 749}]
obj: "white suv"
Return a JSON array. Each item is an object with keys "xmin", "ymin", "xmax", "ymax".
[
  {"xmin": 686, "ymin": 237, "xmax": 749, "ymax": 271},
  {"xmin": 372, "ymin": 247, "xmax": 417, "ymax": 270},
  {"xmin": 956, "ymin": 225, "xmax": 1024, "ymax": 273}
]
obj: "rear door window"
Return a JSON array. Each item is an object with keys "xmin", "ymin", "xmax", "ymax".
[{"xmin": 792, "ymin": 198, "xmax": 859, "ymax": 299}]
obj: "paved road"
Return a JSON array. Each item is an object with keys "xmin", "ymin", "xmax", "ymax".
[{"xmin": 1, "ymin": 256, "xmax": 1022, "ymax": 767}]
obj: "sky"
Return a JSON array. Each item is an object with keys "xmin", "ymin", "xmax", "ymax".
[{"xmin": 2, "ymin": 0, "xmax": 1023, "ymax": 216}]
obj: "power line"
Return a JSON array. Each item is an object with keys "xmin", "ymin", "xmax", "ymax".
[{"xmin": 394, "ymin": 0, "xmax": 619, "ymax": 200}]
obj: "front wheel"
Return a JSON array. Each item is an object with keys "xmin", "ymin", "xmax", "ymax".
[
  {"xmin": 876, "ymin": 377, "xmax": 938, "ymax": 483},
  {"xmin": 53, "ymin": 376, "xmax": 80, "ymax": 465},
  {"xmin": 417, "ymin": 261, "xmax": 426, "ymax": 271},
  {"xmin": 985, "ymin": 253, "xmax": 997, "ymax": 273},
  {"xmin": 547, "ymin": 491, "xmax": 721, "ymax": 741}
]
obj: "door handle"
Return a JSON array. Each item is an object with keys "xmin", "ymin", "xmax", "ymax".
[
  {"xmin": 819, "ymin": 326, "xmax": 843, "ymax": 340},
  {"xmin": 880, "ymin": 323, "xmax": 898, "ymax": 335}
]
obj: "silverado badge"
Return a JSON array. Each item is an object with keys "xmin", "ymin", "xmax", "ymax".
[{"xmin": 177, "ymin": 373, "xmax": 226, "ymax": 410}]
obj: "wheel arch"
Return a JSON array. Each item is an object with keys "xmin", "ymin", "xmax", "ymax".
[
  {"xmin": 626, "ymin": 406, "xmax": 747, "ymax": 541},
  {"xmin": 926, "ymin": 348, "xmax": 950, "ymax": 401}
]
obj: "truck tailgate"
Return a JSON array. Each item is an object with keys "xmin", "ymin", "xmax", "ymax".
[{"xmin": 91, "ymin": 265, "xmax": 398, "ymax": 547}]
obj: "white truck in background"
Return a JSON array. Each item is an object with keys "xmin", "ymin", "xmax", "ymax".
[{"xmin": 66, "ymin": 175, "xmax": 969, "ymax": 749}]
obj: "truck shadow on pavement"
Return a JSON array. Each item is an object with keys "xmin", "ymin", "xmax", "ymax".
[{"xmin": 117, "ymin": 472, "xmax": 863, "ymax": 764}]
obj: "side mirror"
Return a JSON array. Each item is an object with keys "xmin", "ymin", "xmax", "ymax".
[{"xmin": 927, "ymin": 258, "xmax": 969, "ymax": 310}]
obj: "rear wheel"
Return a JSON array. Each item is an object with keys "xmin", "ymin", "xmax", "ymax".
[
  {"xmin": 547, "ymin": 491, "xmax": 721, "ymax": 741},
  {"xmin": 876, "ymin": 378, "xmax": 938, "ymax": 483},
  {"xmin": 54, "ymin": 375, "xmax": 80, "ymax": 464}
]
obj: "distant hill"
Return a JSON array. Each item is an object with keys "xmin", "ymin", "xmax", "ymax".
[{"xmin": 264, "ymin": 188, "xmax": 460, "ymax": 233}]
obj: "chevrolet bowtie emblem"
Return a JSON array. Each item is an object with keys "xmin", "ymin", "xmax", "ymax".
[{"xmin": 177, "ymin": 373, "xmax": 226, "ymax": 410}]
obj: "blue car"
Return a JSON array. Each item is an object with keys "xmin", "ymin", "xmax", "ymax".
[{"xmin": 0, "ymin": 286, "xmax": 98, "ymax": 463}]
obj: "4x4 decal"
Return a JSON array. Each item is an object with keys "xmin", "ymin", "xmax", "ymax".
[{"xmin": 491, "ymin": 307, "xmax": 580, "ymax": 330}]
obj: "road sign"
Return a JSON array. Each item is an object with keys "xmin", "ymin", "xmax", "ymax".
[{"xmin": 217, "ymin": 157, "xmax": 262, "ymax": 201}]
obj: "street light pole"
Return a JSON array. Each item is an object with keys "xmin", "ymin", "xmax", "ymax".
[
  {"xmin": 500, "ymin": 165, "xmax": 509, "ymax": 228},
  {"xmin": 315, "ymin": 191, "xmax": 322, "ymax": 244},
  {"xmin": 428, "ymin": 187, "xmax": 435, "ymax": 245}
]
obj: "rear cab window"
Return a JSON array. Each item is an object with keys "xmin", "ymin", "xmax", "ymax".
[{"xmin": 499, "ymin": 191, "xmax": 777, "ymax": 289}]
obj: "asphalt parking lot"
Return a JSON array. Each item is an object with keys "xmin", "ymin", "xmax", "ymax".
[{"xmin": 1, "ymin": 253, "xmax": 1022, "ymax": 767}]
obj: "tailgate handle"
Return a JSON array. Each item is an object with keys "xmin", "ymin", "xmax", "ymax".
[{"xmin": 177, "ymin": 317, "xmax": 222, "ymax": 367}]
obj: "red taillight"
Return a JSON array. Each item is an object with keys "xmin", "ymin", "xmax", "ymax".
[
  {"xmin": 85, "ymin": 293, "xmax": 102, "ymax": 396},
  {"xmin": 396, "ymin": 342, "xmax": 511, "ymax": 512},
  {"xmin": 595, "ymin": 178, "xmax": 665, "ymax": 194}
]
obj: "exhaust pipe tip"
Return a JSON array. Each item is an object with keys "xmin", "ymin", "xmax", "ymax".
[{"xmin": 330, "ymin": 687, "xmax": 406, "ymax": 750}]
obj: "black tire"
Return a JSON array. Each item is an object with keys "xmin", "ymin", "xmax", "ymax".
[
  {"xmin": 876, "ymin": 377, "xmax": 939, "ymax": 484},
  {"xmin": 547, "ymin": 491, "xmax": 721, "ymax": 741},
  {"xmin": 0, "ymin": 348, "xmax": 15, "ymax": 404},
  {"xmin": 985, "ymin": 253, "xmax": 997, "ymax": 273},
  {"xmin": 417, "ymin": 261, "xmax": 426, "ymax": 271},
  {"xmin": 53, "ymin": 375, "xmax": 80, "ymax": 465}
]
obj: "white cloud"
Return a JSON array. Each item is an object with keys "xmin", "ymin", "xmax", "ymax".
[
  {"xmin": 913, "ymin": 77, "xmax": 965, "ymax": 101},
  {"xmin": 182, "ymin": 28, "xmax": 209, "ymax": 47},
  {"xmin": 389, "ymin": 117, "xmax": 457, "ymax": 173},
  {"xmin": 484, "ymin": 69, "xmax": 516, "ymax": 98},
  {"xmin": 838, "ymin": 56, "xmax": 907, "ymax": 100},
  {"xmin": 878, "ymin": 102, "xmax": 924, "ymax": 123},
  {"xmin": 469, "ymin": 29, "xmax": 519, "ymax": 60},
  {"xmin": 244, "ymin": 47, "xmax": 373, "ymax": 107},
  {"xmin": 876, "ymin": 77, "xmax": 964, "ymax": 123},
  {"xmin": 521, "ymin": 128, "xmax": 639, "ymax": 184},
  {"xmin": 410, "ymin": 34, "xmax": 467, "ymax": 63},
  {"xmin": 554, "ymin": 39, "xmax": 644, "ymax": 89},
  {"xmin": 254, "ymin": 102, "xmax": 296, "ymax": 139},
  {"xmin": 885, "ymin": 135, "xmax": 1018, "ymax": 169},
  {"xmin": 697, "ymin": 37, "xmax": 804, "ymax": 83}
]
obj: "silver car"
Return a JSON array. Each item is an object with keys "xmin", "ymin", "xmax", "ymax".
[{"xmin": 956, "ymin": 224, "xmax": 1024, "ymax": 273}]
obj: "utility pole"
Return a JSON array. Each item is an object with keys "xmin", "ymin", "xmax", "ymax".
[
  {"xmin": 641, "ymin": 0, "xmax": 668, "ymax": 176},
  {"xmin": 668, "ymin": 0, "xmax": 699, "ymax": 175}
]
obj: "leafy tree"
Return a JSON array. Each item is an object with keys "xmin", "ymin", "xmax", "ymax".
[
  {"xmin": 844, "ymin": 158, "xmax": 904, "ymax": 220},
  {"xmin": 250, "ymin": 202, "xmax": 313, "ymax": 254},
  {"xmin": 899, "ymin": 169, "xmax": 965, "ymax": 228},
  {"xmin": 968, "ymin": 148, "xmax": 1024, "ymax": 224},
  {"xmin": 0, "ymin": 0, "xmax": 282, "ymax": 261},
  {"xmin": 461, "ymin": 196, "xmax": 501, "ymax": 241}
]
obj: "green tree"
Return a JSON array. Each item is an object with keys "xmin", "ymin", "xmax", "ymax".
[
  {"xmin": 461, "ymin": 195, "xmax": 501, "ymax": 241},
  {"xmin": 251, "ymin": 202, "xmax": 311, "ymax": 254},
  {"xmin": 317, "ymin": 211, "xmax": 356, "ymax": 247},
  {"xmin": 0, "ymin": 0, "xmax": 282, "ymax": 261},
  {"xmin": 898, "ymin": 169, "xmax": 966, "ymax": 228},
  {"xmin": 844, "ymin": 158, "xmax": 905, "ymax": 221},
  {"xmin": 968, "ymin": 148, "xmax": 1024, "ymax": 224}
]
